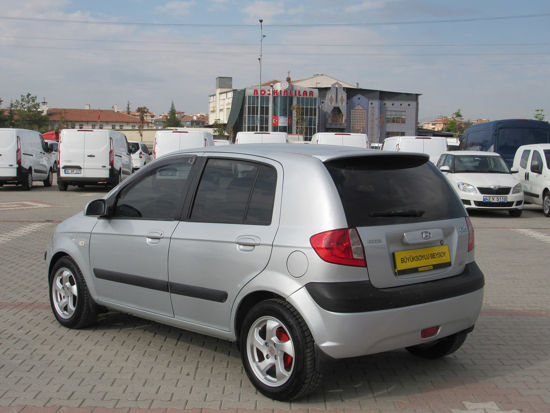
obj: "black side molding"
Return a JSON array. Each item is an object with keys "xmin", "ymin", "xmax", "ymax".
[
  {"xmin": 305, "ymin": 262, "xmax": 484, "ymax": 313},
  {"xmin": 93, "ymin": 268, "xmax": 228, "ymax": 303}
]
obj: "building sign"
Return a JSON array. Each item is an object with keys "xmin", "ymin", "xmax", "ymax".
[{"xmin": 253, "ymin": 89, "xmax": 315, "ymax": 97}]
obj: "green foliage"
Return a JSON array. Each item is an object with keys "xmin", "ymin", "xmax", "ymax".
[
  {"xmin": 163, "ymin": 102, "xmax": 182, "ymax": 128},
  {"xmin": 0, "ymin": 98, "xmax": 8, "ymax": 127},
  {"xmin": 534, "ymin": 109, "xmax": 545, "ymax": 121},
  {"xmin": 445, "ymin": 109, "xmax": 465, "ymax": 136},
  {"xmin": 11, "ymin": 93, "xmax": 49, "ymax": 131},
  {"xmin": 212, "ymin": 120, "xmax": 226, "ymax": 137}
]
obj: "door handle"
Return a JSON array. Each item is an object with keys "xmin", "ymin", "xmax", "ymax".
[
  {"xmin": 147, "ymin": 231, "xmax": 164, "ymax": 240},
  {"xmin": 87, "ymin": 154, "xmax": 96, "ymax": 158},
  {"xmin": 525, "ymin": 172, "xmax": 529, "ymax": 181},
  {"xmin": 236, "ymin": 235, "xmax": 260, "ymax": 251}
]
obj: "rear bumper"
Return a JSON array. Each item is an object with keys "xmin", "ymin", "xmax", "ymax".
[
  {"xmin": 0, "ymin": 166, "xmax": 25, "ymax": 184},
  {"xmin": 291, "ymin": 262, "xmax": 484, "ymax": 359},
  {"xmin": 58, "ymin": 167, "xmax": 113, "ymax": 185}
]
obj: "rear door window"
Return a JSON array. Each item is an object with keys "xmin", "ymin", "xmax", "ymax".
[
  {"xmin": 520, "ymin": 150, "xmax": 531, "ymax": 169},
  {"xmin": 324, "ymin": 155, "xmax": 465, "ymax": 227},
  {"xmin": 190, "ymin": 158, "xmax": 276, "ymax": 225}
]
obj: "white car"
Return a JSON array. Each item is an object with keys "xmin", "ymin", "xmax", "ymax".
[
  {"xmin": 512, "ymin": 143, "xmax": 550, "ymax": 216},
  {"xmin": 437, "ymin": 151, "xmax": 524, "ymax": 217},
  {"xmin": 128, "ymin": 141, "xmax": 151, "ymax": 171}
]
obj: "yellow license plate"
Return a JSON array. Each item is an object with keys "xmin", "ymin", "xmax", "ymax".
[{"xmin": 393, "ymin": 245, "xmax": 451, "ymax": 275}]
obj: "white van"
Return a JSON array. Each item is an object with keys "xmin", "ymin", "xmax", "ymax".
[
  {"xmin": 512, "ymin": 143, "xmax": 550, "ymax": 216},
  {"xmin": 0, "ymin": 128, "xmax": 53, "ymax": 190},
  {"xmin": 311, "ymin": 132, "xmax": 368, "ymax": 148},
  {"xmin": 153, "ymin": 130, "xmax": 214, "ymax": 159},
  {"xmin": 382, "ymin": 136, "xmax": 448, "ymax": 163},
  {"xmin": 235, "ymin": 131, "xmax": 288, "ymax": 144},
  {"xmin": 57, "ymin": 129, "xmax": 131, "ymax": 191}
]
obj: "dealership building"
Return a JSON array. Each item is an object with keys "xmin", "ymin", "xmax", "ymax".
[{"xmin": 211, "ymin": 74, "xmax": 420, "ymax": 143}]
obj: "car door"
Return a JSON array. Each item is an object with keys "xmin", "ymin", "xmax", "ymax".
[
  {"xmin": 168, "ymin": 156, "xmax": 280, "ymax": 331},
  {"xmin": 89, "ymin": 156, "xmax": 197, "ymax": 316},
  {"xmin": 528, "ymin": 149, "xmax": 545, "ymax": 204}
]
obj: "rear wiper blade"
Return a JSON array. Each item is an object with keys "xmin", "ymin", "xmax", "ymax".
[{"xmin": 369, "ymin": 209, "xmax": 425, "ymax": 217}]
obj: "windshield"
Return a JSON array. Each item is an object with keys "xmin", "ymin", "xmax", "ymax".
[
  {"xmin": 454, "ymin": 155, "xmax": 509, "ymax": 173},
  {"xmin": 496, "ymin": 127, "xmax": 550, "ymax": 159},
  {"xmin": 128, "ymin": 142, "xmax": 140, "ymax": 154}
]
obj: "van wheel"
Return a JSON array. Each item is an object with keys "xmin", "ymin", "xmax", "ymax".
[
  {"xmin": 58, "ymin": 180, "xmax": 68, "ymax": 191},
  {"xmin": 49, "ymin": 256, "xmax": 97, "ymax": 329},
  {"xmin": 110, "ymin": 170, "xmax": 121, "ymax": 189},
  {"xmin": 43, "ymin": 169, "xmax": 53, "ymax": 187},
  {"xmin": 22, "ymin": 169, "xmax": 32, "ymax": 190},
  {"xmin": 406, "ymin": 331, "xmax": 467, "ymax": 359},
  {"xmin": 240, "ymin": 299, "xmax": 321, "ymax": 401}
]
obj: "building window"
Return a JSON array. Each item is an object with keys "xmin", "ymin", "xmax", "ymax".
[
  {"xmin": 119, "ymin": 125, "xmax": 124, "ymax": 129},
  {"xmin": 385, "ymin": 110, "xmax": 406, "ymax": 124},
  {"xmin": 351, "ymin": 105, "xmax": 367, "ymax": 133},
  {"xmin": 112, "ymin": 124, "xmax": 116, "ymax": 129},
  {"xmin": 79, "ymin": 124, "xmax": 83, "ymax": 129},
  {"xmin": 91, "ymin": 123, "xmax": 96, "ymax": 128},
  {"xmin": 99, "ymin": 124, "xmax": 104, "ymax": 129}
]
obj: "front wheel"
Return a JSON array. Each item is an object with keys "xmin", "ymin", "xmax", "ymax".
[
  {"xmin": 406, "ymin": 331, "xmax": 467, "ymax": 359},
  {"xmin": 543, "ymin": 192, "xmax": 550, "ymax": 217},
  {"xmin": 240, "ymin": 299, "xmax": 321, "ymax": 401},
  {"xmin": 49, "ymin": 256, "xmax": 97, "ymax": 329}
]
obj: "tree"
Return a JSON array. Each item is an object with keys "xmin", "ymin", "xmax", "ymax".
[
  {"xmin": 136, "ymin": 106, "xmax": 149, "ymax": 138},
  {"xmin": 534, "ymin": 109, "xmax": 545, "ymax": 121},
  {"xmin": 163, "ymin": 102, "xmax": 181, "ymax": 128},
  {"xmin": 212, "ymin": 120, "xmax": 226, "ymax": 137},
  {"xmin": 445, "ymin": 109, "xmax": 465, "ymax": 136},
  {"xmin": 0, "ymin": 98, "xmax": 8, "ymax": 127},
  {"xmin": 12, "ymin": 93, "xmax": 49, "ymax": 131}
]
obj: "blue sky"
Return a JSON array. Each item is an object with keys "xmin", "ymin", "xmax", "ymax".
[{"xmin": 1, "ymin": 0, "xmax": 549, "ymax": 122}]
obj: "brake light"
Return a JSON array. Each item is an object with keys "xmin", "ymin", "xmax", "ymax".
[
  {"xmin": 139, "ymin": 151, "xmax": 143, "ymax": 158},
  {"xmin": 16, "ymin": 136, "xmax": 22, "ymax": 165},
  {"xmin": 109, "ymin": 138, "xmax": 114, "ymax": 166},
  {"xmin": 310, "ymin": 228, "xmax": 366, "ymax": 267},
  {"xmin": 465, "ymin": 216, "xmax": 475, "ymax": 252},
  {"xmin": 153, "ymin": 139, "xmax": 157, "ymax": 158}
]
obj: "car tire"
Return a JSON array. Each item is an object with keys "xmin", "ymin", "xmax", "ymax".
[
  {"xmin": 43, "ymin": 169, "xmax": 53, "ymax": 187},
  {"xmin": 58, "ymin": 180, "xmax": 67, "ymax": 191},
  {"xmin": 406, "ymin": 331, "xmax": 468, "ymax": 359},
  {"xmin": 509, "ymin": 209, "xmax": 522, "ymax": 217},
  {"xmin": 543, "ymin": 191, "xmax": 550, "ymax": 217},
  {"xmin": 22, "ymin": 168, "xmax": 32, "ymax": 190},
  {"xmin": 49, "ymin": 256, "xmax": 97, "ymax": 329},
  {"xmin": 240, "ymin": 299, "xmax": 322, "ymax": 401},
  {"xmin": 110, "ymin": 170, "xmax": 121, "ymax": 189}
]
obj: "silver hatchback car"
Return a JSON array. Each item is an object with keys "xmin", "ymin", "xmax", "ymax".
[{"xmin": 45, "ymin": 144, "xmax": 484, "ymax": 400}]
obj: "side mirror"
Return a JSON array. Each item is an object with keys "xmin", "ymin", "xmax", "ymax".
[
  {"xmin": 439, "ymin": 165, "xmax": 451, "ymax": 173},
  {"xmin": 85, "ymin": 199, "xmax": 107, "ymax": 216},
  {"xmin": 510, "ymin": 168, "xmax": 519, "ymax": 174}
]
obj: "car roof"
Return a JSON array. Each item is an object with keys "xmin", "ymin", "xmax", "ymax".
[
  {"xmin": 442, "ymin": 151, "xmax": 501, "ymax": 157},
  {"xmin": 173, "ymin": 143, "xmax": 429, "ymax": 163},
  {"xmin": 517, "ymin": 143, "xmax": 550, "ymax": 150}
]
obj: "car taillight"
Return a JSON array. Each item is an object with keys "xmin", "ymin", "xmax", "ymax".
[
  {"xmin": 310, "ymin": 228, "xmax": 366, "ymax": 267},
  {"xmin": 139, "ymin": 151, "xmax": 143, "ymax": 158},
  {"xmin": 153, "ymin": 139, "xmax": 157, "ymax": 158},
  {"xmin": 16, "ymin": 136, "xmax": 22, "ymax": 165},
  {"xmin": 109, "ymin": 138, "xmax": 114, "ymax": 166},
  {"xmin": 465, "ymin": 216, "xmax": 474, "ymax": 252}
]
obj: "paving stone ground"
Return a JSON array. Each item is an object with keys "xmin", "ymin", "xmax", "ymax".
[{"xmin": 1, "ymin": 181, "xmax": 550, "ymax": 413}]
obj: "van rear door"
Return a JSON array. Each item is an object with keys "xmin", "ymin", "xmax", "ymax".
[
  {"xmin": 0, "ymin": 130, "xmax": 17, "ymax": 176},
  {"xmin": 60, "ymin": 130, "xmax": 86, "ymax": 176},
  {"xmin": 83, "ymin": 131, "xmax": 110, "ymax": 178}
]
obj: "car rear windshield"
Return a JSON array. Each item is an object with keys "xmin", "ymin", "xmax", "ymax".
[
  {"xmin": 324, "ymin": 155, "xmax": 465, "ymax": 227},
  {"xmin": 128, "ymin": 142, "xmax": 140, "ymax": 154}
]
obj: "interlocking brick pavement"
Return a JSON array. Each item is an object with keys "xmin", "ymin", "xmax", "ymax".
[{"xmin": 1, "ymin": 183, "xmax": 550, "ymax": 412}]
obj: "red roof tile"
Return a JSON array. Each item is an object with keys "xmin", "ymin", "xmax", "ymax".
[{"xmin": 48, "ymin": 108, "xmax": 140, "ymax": 123}]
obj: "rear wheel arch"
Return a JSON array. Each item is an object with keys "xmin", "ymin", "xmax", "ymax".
[{"xmin": 234, "ymin": 291, "xmax": 282, "ymax": 343}]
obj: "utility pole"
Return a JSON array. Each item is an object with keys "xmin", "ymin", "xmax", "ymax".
[{"xmin": 258, "ymin": 18, "xmax": 265, "ymax": 131}]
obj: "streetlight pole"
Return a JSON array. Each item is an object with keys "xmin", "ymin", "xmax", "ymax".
[{"xmin": 258, "ymin": 18, "xmax": 264, "ymax": 131}]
